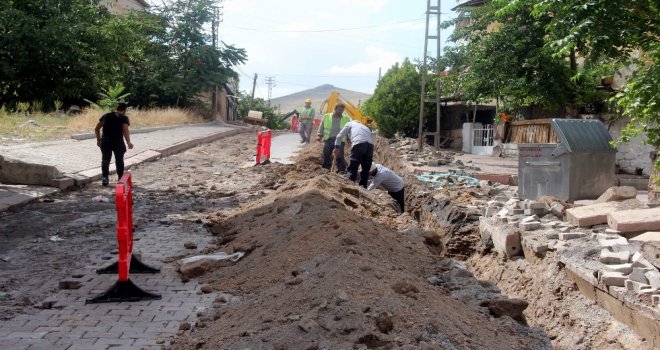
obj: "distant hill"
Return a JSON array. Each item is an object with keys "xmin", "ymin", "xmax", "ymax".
[{"xmin": 270, "ymin": 84, "xmax": 372, "ymax": 115}]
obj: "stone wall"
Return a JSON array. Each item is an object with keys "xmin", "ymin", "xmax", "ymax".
[{"xmin": 608, "ymin": 118, "xmax": 655, "ymax": 176}]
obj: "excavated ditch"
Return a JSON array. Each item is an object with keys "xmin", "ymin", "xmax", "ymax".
[{"xmin": 168, "ymin": 136, "xmax": 651, "ymax": 349}]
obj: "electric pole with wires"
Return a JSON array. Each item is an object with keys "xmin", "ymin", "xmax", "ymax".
[
  {"xmin": 418, "ymin": 0, "xmax": 442, "ymax": 151},
  {"xmin": 265, "ymin": 76, "xmax": 276, "ymax": 106},
  {"xmin": 211, "ymin": 3, "xmax": 224, "ymax": 118}
]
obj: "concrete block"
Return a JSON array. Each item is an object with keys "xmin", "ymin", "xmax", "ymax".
[
  {"xmin": 529, "ymin": 202, "xmax": 547, "ymax": 210},
  {"xmin": 608, "ymin": 207, "xmax": 660, "ymax": 233},
  {"xmin": 632, "ymin": 253, "xmax": 657, "ymax": 269},
  {"xmin": 645, "ymin": 270, "xmax": 660, "ymax": 289},
  {"xmin": 565, "ymin": 199, "xmax": 643, "ymax": 227},
  {"xmin": 600, "ymin": 249, "xmax": 631, "ymax": 264},
  {"xmin": 625, "ymin": 279, "xmax": 653, "ymax": 293},
  {"xmin": 510, "ymin": 208, "xmax": 524, "ymax": 215},
  {"xmin": 559, "ymin": 232, "xmax": 587, "ymax": 240},
  {"xmin": 605, "ymin": 228, "xmax": 622, "ymax": 235},
  {"xmin": 50, "ymin": 177, "xmax": 75, "ymax": 189},
  {"xmin": 630, "ymin": 231, "xmax": 660, "ymax": 243},
  {"xmin": 524, "ymin": 208, "xmax": 546, "ymax": 216},
  {"xmin": 507, "ymin": 217, "xmax": 521, "ymax": 224},
  {"xmin": 629, "ymin": 268, "xmax": 651, "ymax": 284},
  {"xmin": 521, "ymin": 215, "xmax": 539, "ymax": 223},
  {"xmin": 496, "ymin": 208, "xmax": 509, "ymax": 217},
  {"xmin": 550, "ymin": 202, "xmax": 565, "ymax": 217},
  {"xmin": 484, "ymin": 206, "xmax": 499, "ymax": 217},
  {"xmin": 598, "ymin": 237, "xmax": 628, "ymax": 247},
  {"xmin": 603, "ymin": 263, "xmax": 633, "ymax": 275},
  {"xmin": 640, "ymin": 241, "xmax": 660, "ymax": 269},
  {"xmin": 491, "ymin": 225, "xmax": 522, "ymax": 258},
  {"xmin": 558, "ymin": 227, "xmax": 572, "ymax": 233},
  {"xmin": 600, "ymin": 272, "xmax": 627, "ymax": 287},
  {"xmin": 519, "ymin": 221, "xmax": 541, "ymax": 231},
  {"xmin": 595, "ymin": 186, "xmax": 638, "ymax": 203},
  {"xmin": 652, "ymin": 294, "xmax": 660, "ymax": 306}
]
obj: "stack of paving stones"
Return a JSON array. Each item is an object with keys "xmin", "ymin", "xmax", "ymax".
[
  {"xmin": 477, "ymin": 186, "xmax": 660, "ymax": 315},
  {"xmin": 390, "ymin": 137, "xmax": 482, "ymax": 171}
]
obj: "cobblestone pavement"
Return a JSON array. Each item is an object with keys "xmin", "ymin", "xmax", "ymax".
[
  {"xmin": 0, "ymin": 124, "xmax": 236, "ymax": 175},
  {"xmin": 0, "ymin": 222, "xmax": 221, "ymax": 350}
]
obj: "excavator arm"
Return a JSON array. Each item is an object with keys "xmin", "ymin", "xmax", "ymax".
[
  {"xmin": 278, "ymin": 109, "xmax": 299, "ymax": 123},
  {"xmin": 318, "ymin": 91, "xmax": 376, "ymax": 128}
]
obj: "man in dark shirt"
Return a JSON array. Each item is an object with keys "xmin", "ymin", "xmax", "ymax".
[{"xmin": 94, "ymin": 103, "xmax": 133, "ymax": 186}]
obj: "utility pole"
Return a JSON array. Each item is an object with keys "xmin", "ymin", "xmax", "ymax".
[
  {"xmin": 211, "ymin": 3, "xmax": 223, "ymax": 119},
  {"xmin": 418, "ymin": 0, "xmax": 442, "ymax": 151},
  {"xmin": 378, "ymin": 67, "xmax": 382, "ymax": 82},
  {"xmin": 249, "ymin": 73, "xmax": 258, "ymax": 111},
  {"xmin": 265, "ymin": 76, "xmax": 276, "ymax": 106}
]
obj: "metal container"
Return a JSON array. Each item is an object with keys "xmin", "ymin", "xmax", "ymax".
[{"xmin": 518, "ymin": 119, "xmax": 616, "ymax": 202}]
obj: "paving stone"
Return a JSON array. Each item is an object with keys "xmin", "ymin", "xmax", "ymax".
[
  {"xmin": 519, "ymin": 221, "xmax": 541, "ymax": 231},
  {"xmin": 652, "ymin": 295, "xmax": 660, "ymax": 306},
  {"xmin": 645, "ymin": 270, "xmax": 660, "ymax": 289},
  {"xmin": 559, "ymin": 232, "xmax": 587, "ymax": 241},
  {"xmin": 600, "ymin": 272, "xmax": 627, "ymax": 287},
  {"xmin": 600, "ymin": 249, "xmax": 631, "ymax": 264},
  {"xmin": 603, "ymin": 263, "xmax": 633, "ymax": 275},
  {"xmin": 598, "ymin": 236, "xmax": 628, "ymax": 247},
  {"xmin": 565, "ymin": 199, "xmax": 643, "ymax": 227},
  {"xmin": 630, "ymin": 231, "xmax": 660, "ymax": 243},
  {"xmin": 625, "ymin": 279, "xmax": 653, "ymax": 293},
  {"xmin": 629, "ymin": 267, "xmax": 652, "ymax": 284},
  {"xmin": 608, "ymin": 207, "xmax": 660, "ymax": 233},
  {"xmin": 595, "ymin": 186, "xmax": 638, "ymax": 203}
]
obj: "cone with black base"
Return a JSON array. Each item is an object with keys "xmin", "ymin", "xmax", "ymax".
[
  {"xmin": 86, "ymin": 278, "xmax": 161, "ymax": 304},
  {"xmin": 96, "ymin": 254, "xmax": 160, "ymax": 274}
]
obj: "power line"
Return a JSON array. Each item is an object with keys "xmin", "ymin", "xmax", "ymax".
[
  {"xmin": 223, "ymin": 17, "xmax": 426, "ymax": 33},
  {"xmin": 265, "ymin": 76, "xmax": 276, "ymax": 105}
]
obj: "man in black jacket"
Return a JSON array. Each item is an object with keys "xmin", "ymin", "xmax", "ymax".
[{"xmin": 94, "ymin": 103, "xmax": 134, "ymax": 186}]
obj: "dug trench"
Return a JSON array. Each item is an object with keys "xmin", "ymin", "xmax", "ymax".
[{"xmin": 168, "ymin": 138, "xmax": 650, "ymax": 349}]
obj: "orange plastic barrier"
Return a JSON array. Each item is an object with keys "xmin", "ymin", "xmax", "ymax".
[
  {"xmin": 255, "ymin": 129, "xmax": 272, "ymax": 165},
  {"xmin": 116, "ymin": 173, "xmax": 133, "ymax": 282},
  {"xmin": 312, "ymin": 118, "xmax": 320, "ymax": 130},
  {"xmin": 291, "ymin": 116, "xmax": 299, "ymax": 132},
  {"xmin": 87, "ymin": 173, "xmax": 161, "ymax": 303}
]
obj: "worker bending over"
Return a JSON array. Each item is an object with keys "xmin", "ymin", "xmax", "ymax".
[
  {"xmin": 367, "ymin": 163, "xmax": 405, "ymax": 212},
  {"xmin": 334, "ymin": 119, "xmax": 373, "ymax": 188}
]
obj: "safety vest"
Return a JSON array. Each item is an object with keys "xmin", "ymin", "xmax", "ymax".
[
  {"xmin": 322, "ymin": 113, "xmax": 351, "ymax": 141},
  {"xmin": 299, "ymin": 107, "xmax": 314, "ymax": 122}
]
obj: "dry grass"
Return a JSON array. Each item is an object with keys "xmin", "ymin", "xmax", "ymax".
[{"xmin": 0, "ymin": 107, "xmax": 206, "ymax": 143}]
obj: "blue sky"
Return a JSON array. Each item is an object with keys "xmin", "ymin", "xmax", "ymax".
[{"xmin": 221, "ymin": 0, "xmax": 457, "ymax": 98}]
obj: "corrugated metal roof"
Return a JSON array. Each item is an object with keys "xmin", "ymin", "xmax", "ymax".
[{"xmin": 551, "ymin": 119, "xmax": 615, "ymax": 153}]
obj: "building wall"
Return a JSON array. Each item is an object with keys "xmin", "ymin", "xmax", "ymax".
[
  {"xmin": 608, "ymin": 118, "xmax": 655, "ymax": 176},
  {"xmin": 101, "ymin": 0, "xmax": 149, "ymax": 14}
]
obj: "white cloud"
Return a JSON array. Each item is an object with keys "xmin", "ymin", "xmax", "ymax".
[{"xmin": 327, "ymin": 46, "xmax": 403, "ymax": 75}]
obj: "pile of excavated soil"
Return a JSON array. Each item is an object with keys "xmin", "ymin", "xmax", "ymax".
[{"xmin": 169, "ymin": 144, "xmax": 551, "ymax": 349}]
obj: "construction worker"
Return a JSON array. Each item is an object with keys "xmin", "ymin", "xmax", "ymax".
[
  {"xmin": 334, "ymin": 119, "xmax": 373, "ymax": 188},
  {"xmin": 298, "ymin": 98, "xmax": 315, "ymax": 143},
  {"xmin": 317, "ymin": 103, "xmax": 350, "ymax": 172},
  {"xmin": 368, "ymin": 163, "xmax": 405, "ymax": 212}
]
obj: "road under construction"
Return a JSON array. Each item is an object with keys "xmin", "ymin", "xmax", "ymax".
[{"xmin": 0, "ymin": 125, "xmax": 657, "ymax": 350}]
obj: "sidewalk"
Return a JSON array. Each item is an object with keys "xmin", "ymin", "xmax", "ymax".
[{"xmin": 0, "ymin": 123, "xmax": 254, "ymax": 212}]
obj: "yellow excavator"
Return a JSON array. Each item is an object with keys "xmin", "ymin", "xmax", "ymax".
[{"xmin": 319, "ymin": 91, "xmax": 376, "ymax": 129}]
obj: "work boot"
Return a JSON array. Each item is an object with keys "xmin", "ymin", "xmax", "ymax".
[{"xmin": 101, "ymin": 177, "xmax": 109, "ymax": 187}]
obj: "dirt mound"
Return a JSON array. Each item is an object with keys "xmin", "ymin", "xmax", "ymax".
[{"xmin": 170, "ymin": 169, "xmax": 550, "ymax": 349}]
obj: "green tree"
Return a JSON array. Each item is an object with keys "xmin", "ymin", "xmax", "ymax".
[
  {"xmin": 526, "ymin": 0, "xmax": 659, "ymax": 176},
  {"xmin": 443, "ymin": 0, "xmax": 584, "ymax": 115},
  {"xmin": 0, "ymin": 0, "xmax": 120, "ymax": 108},
  {"xmin": 363, "ymin": 59, "xmax": 424, "ymax": 138},
  {"xmin": 142, "ymin": 0, "xmax": 247, "ymax": 108},
  {"xmin": 235, "ymin": 92, "xmax": 284, "ymax": 130}
]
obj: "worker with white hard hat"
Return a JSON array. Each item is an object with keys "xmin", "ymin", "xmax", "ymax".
[
  {"xmin": 298, "ymin": 98, "xmax": 315, "ymax": 144},
  {"xmin": 368, "ymin": 163, "xmax": 405, "ymax": 213}
]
